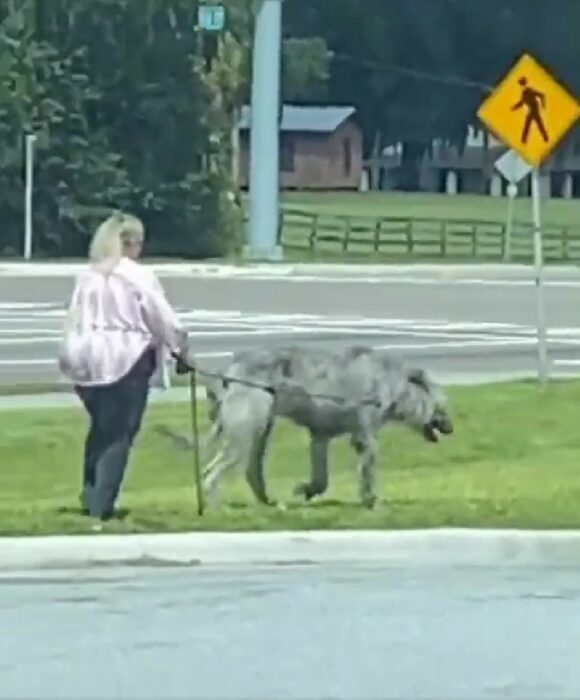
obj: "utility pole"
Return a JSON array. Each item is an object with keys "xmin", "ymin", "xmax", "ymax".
[{"xmin": 245, "ymin": 0, "xmax": 284, "ymax": 261}]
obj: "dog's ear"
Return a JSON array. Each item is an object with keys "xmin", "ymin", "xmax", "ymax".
[{"xmin": 408, "ymin": 367, "xmax": 429, "ymax": 388}]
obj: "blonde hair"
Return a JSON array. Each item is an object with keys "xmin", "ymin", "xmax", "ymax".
[{"xmin": 88, "ymin": 211, "xmax": 145, "ymax": 272}]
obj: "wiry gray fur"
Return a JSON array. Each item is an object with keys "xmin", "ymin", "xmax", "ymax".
[{"xmin": 163, "ymin": 344, "xmax": 454, "ymax": 509}]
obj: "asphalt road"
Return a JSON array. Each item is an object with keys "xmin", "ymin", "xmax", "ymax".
[
  {"xmin": 0, "ymin": 266, "xmax": 579, "ymax": 385},
  {"xmin": 1, "ymin": 563, "xmax": 580, "ymax": 699}
]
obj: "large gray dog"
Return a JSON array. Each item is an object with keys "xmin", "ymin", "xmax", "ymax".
[{"xmin": 163, "ymin": 344, "xmax": 454, "ymax": 509}]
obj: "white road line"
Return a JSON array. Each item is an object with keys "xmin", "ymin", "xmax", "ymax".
[
  {"xmin": 0, "ymin": 359, "xmax": 56, "ymax": 366},
  {"xmin": 0, "ymin": 306, "xmax": 527, "ymax": 328},
  {"xmin": 194, "ymin": 274, "xmax": 580, "ymax": 289},
  {"xmin": 0, "ymin": 308, "xmax": 560, "ymax": 334},
  {"xmin": 176, "ymin": 311, "xmax": 524, "ymax": 330},
  {"xmin": 1, "ymin": 327, "xmax": 579, "ymax": 345},
  {"xmin": 0, "ymin": 305, "xmax": 579, "ymax": 358},
  {"xmin": 0, "ymin": 311, "xmax": 64, "ymax": 318},
  {"xmin": 0, "ymin": 329, "xmax": 61, "ymax": 336},
  {"xmin": 0, "ymin": 338, "xmax": 63, "ymax": 345},
  {"xmin": 2, "ymin": 272, "xmax": 580, "ymax": 288},
  {"xmin": 0, "ymin": 302, "xmax": 61, "ymax": 309},
  {"xmin": 0, "ymin": 340, "xmax": 536, "ymax": 368},
  {"xmin": 374, "ymin": 339, "xmax": 534, "ymax": 350},
  {"xmin": 0, "ymin": 331, "xmax": 552, "ymax": 346},
  {"xmin": 0, "ymin": 351, "xmax": 235, "ymax": 366},
  {"xmin": 0, "ymin": 318, "xmax": 61, "ymax": 326}
]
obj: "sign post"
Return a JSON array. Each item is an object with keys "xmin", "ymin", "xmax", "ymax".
[
  {"xmin": 504, "ymin": 182, "xmax": 517, "ymax": 262},
  {"xmin": 493, "ymin": 148, "xmax": 533, "ymax": 261},
  {"xmin": 477, "ymin": 53, "xmax": 580, "ymax": 385},
  {"xmin": 531, "ymin": 168, "xmax": 548, "ymax": 384}
]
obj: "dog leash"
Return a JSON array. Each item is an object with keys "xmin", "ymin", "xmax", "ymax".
[{"xmin": 172, "ymin": 352, "xmax": 381, "ymax": 408}]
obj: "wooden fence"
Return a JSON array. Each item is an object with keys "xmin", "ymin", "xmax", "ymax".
[{"xmin": 277, "ymin": 208, "xmax": 580, "ymax": 262}]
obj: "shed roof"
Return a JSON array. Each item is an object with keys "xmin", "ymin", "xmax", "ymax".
[{"xmin": 238, "ymin": 104, "xmax": 356, "ymax": 133}]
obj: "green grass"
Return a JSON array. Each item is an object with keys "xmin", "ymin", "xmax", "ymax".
[
  {"xmin": 281, "ymin": 191, "xmax": 579, "ymax": 227},
  {"xmin": 2, "ymin": 379, "xmax": 580, "ymax": 536}
]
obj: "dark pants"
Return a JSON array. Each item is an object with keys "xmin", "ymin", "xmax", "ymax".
[{"xmin": 75, "ymin": 347, "xmax": 156, "ymax": 520}]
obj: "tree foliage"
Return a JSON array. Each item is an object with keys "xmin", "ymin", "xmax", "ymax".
[
  {"xmin": 0, "ymin": 0, "xmax": 336, "ymax": 257},
  {"xmin": 285, "ymin": 0, "xmax": 580, "ymax": 187},
  {"xmin": 0, "ymin": 0, "xmax": 578, "ymax": 258},
  {"xmin": 0, "ymin": 0, "xmax": 251, "ymax": 258}
]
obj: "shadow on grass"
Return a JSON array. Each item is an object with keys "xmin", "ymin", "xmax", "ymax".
[{"xmin": 55, "ymin": 505, "xmax": 132, "ymax": 521}]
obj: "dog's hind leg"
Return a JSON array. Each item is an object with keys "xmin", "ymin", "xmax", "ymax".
[
  {"xmin": 293, "ymin": 433, "xmax": 330, "ymax": 501},
  {"xmin": 201, "ymin": 420, "xmax": 223, "ymax": 459},
  {"xmin": 202, "ymin": 444, "xmax": 225, "ymax": 479},
  {"xmin": 202, "ymin": 448, "xmax": 240, "ymax": 505},
  {"xmin": 245, "ymin": 418, "xmax": 277, "ymax": 506}
]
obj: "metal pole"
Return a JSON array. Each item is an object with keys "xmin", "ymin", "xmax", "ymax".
[
  {"xmin": 531, "ymin": 168, "xmax": 548, "ymax": 385},
  {"xmin": 24, "ymin": 133, "xmax": 36, "ymax": 260},
  {"xmin": 189, "ymin": 368, "xmax": 205, "ymax": 516},
  {"xmin": 245, "ymin": 0, "xmax": 283, "ymax": 261},
  {"xmin": 503, "ymin": 183, "xmax": 517, "ymax": 261}
]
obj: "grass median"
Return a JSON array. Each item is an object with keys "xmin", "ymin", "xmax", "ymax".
[{"xmin": 1, "ymin": 379, "xmax": 579, "ymax": 536}]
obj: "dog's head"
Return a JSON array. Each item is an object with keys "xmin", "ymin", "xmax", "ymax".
[
  {"xmin": 421, "ymin": 400, "xmax": 454, "ymax": 443},
  {"xmin": 409, "ymin": 368, "xmax": 454, "ymax": 443},
  {"xmin": 389, "ymin": 367, "xmax": 454, "ymax": 443}
]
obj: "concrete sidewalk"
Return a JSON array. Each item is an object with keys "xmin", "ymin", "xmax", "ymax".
[
  {"xmin": 0, "ymin": 260, "xmax": 578, "ymax": 279},
  {"xmin": 2, "ymin": 529, "xmax": 580, "ymax": 571},
  {"xmin": 0, "ymin": 370, "xmax": 578, "ymax": 411},
  {"xmin": 0, "ymin": 386, "xmax": 195, "ymax": 411}
]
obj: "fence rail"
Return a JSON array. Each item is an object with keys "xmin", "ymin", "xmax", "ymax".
[{"xmin": 277, "ymin": 207, "xmax": 580, "ymax": 262}]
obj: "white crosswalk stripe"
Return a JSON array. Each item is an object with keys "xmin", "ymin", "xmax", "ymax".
[{"xmin": 0, "ymin": 303, "xmax": 578, "ymax": 367}]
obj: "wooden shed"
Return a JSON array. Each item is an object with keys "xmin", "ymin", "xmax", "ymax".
[{"xmin": 238, "ymin": 104, "xmax": 363, "ymax": 190}]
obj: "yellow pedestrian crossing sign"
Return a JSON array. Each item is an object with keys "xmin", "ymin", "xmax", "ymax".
[{"xmin": 477, "ymin": 53, "xmax": 580, "ymax": 167}]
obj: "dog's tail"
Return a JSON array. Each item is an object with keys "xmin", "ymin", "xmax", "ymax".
[
  {"xmin": 154, "ymin": 418, "xmax": 223, "ymax": 452},
  {"xmin": 153, "ymin": 424, "xmax": 194, "ymax": 451},
  {"xmin": 153, "ymin": 369, "xmax": 231, "ymax": 453}
]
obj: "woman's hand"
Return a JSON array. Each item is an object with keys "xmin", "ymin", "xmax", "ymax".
[{"xmin": 174, "ymin": 353, "xmax": 192, "ymax": 375}]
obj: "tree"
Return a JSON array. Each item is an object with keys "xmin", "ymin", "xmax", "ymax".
[
  {"xmin": 0, "ymin": 0, "xmax": 252, "ymax": 258},
  {"xmin": 284, "ymin": 0, "xmax": 580, "ymax": 190}
]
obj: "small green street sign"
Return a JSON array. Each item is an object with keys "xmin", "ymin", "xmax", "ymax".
[{"xmin": 198, "ymin": 5, "xmax": 225, "ymax": 31}]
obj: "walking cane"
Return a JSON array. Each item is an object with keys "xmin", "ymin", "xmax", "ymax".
[
  {"xmin": 189, "ymin": 366, "xmax": 205, "ymax": 516},
  {"xmin": 175, "ymin": 353, "xmax": 205, "ymax": 516}
]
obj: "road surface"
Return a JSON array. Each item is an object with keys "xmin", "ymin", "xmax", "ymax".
[
  {"xmin": 0, "ymin": 266, "xmax": 579, "ymax": 385},
  {"xmin": 1, "ymin": 562, "xmax": 579, "ymax": 699}
]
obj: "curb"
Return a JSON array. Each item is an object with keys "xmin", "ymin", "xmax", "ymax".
[
  {"xmin": 1, "ymin": 371, "xmax": 580, "ymax": 410},
  {"xmin": 3, "ymin": 529, "xmax": 580, "ymax": 571},
  {"xmin": 0, "ymin": 386, "xmax": 198, "ymax": 411},
  {"xmin": 0, "ymin": 261, "xmax": 578, "ymax": 279}
]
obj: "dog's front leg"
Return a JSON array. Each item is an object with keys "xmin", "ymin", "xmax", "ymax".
[
  {"xmin": 356, "ymin": 436, "xmax": 378, "ymax": 509},
  {"xmin": 294, "ymin": 433, "xmax": 329, "ymax": 501}
]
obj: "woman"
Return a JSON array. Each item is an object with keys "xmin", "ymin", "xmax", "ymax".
[{"xmin": 59, "ymin": 211, "xmax": 188, "ymax": 523}]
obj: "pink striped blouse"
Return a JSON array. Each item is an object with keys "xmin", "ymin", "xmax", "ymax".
[{"xmin": 58, "ymin": 257, "xmax": 187, "ymax": 387}]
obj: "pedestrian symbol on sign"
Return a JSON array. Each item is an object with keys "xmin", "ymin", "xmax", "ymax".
[
  {"xmin": 476, "ymin": 52, "xmax": 580, "ymax": 168},
  {"xmin": 511, "ymin": 77, "xmax": 549, "ymax": 144}
]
